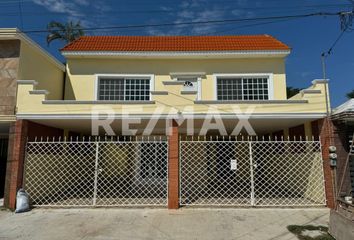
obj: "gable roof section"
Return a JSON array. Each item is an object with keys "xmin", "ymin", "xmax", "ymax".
[{"xmin": 61, "ymin": 35, "xmax": 290, "ymax": 52}]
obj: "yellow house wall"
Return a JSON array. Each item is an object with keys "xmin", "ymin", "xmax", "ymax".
[
  {"xmin": 16, "ymin": 80, "xmax": 329, "ymax": 115},
  {"xmin": 18, "ymin": 41, "xmax": 64, "ymax": 100},
  {"xmin": 64, "ymin": 58, "xmax": 287, "ymax": 101}
]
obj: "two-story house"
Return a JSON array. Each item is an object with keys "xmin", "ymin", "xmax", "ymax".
[{"xmin": 5, "ymin": 35, "xmax": 334, "ymax": 210}]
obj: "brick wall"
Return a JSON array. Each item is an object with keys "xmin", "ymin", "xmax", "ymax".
[
  {"xmin": 314, "ymin": 118, "xmax": 335, "ymax": 208},
  {"xmin": 168, "ymin": 120, "xmax": 179, "ymax": 209},
  {"xmin": 4, "ymin": 120, "xmax": 28, "ymax": 209},
  {"xmin": 331, "ymin": 121, "xmax": 352, "ymax": 197},
  {"xmin": 4, "ymin": 120, "xmax": 63, "ymax": 210}
]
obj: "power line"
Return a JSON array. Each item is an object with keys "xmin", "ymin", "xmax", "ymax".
[
  {"xmin": 0, "ymin": 3, "xmax": 350, "ymax": 16},
  {"xmin": 322, "ymin": 9, "xmax": 354, "ymax": 56},
  {"xmin": 205, "ymin": 18, "xmax": 300, "ymax": 36},
  {"xmin": 0, "ymin": 11, "xmax": 343, "ymax": 34}
]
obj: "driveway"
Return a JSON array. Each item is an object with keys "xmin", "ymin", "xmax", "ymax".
[{"xmin": 0, "ymin": 208, "xmax": 329, "ymax": 240}]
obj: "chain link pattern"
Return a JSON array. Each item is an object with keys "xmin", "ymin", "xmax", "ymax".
[
  {"xmin": 24, "ymin": 140, "xmax": 168, "ymax": 207},
  {"xmin": 180, "ymin": 140, "xmax": 326, "ymax": 206}
]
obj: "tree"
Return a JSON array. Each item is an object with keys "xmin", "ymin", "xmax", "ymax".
[
  {"xmin": 346, "ymin": 89, "xmax": 354, "ymax": 99},
  {"xmin": 286, "ymin": 87, "xmax": 302, "ymax": 98},
  {"xmin": 47, "ymin": 21, "xmax": 84, "ymax": 46}
]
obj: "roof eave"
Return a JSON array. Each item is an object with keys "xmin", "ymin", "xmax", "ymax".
[{"xmin": 61, "ymin": 50, "xmax": 291, "ymax": 59}]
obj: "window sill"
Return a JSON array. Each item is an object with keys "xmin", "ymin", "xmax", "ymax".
[
  {"xmin": 181, "ymin": 91, "xmax": 198, "ymax": 95},
  {"xmin": 194, "ymin": 100, "xmax": 309, "ymax": 104},
  {"xmin": 150, "ymin": 91, "xmax": 168, "ymax": 95},
  {"xmin": 162, "ymin": 81, "xmax": 185, "ymax": 85},
  {"xmin": 42, "ymin": 100, "xmax": 156, "ymax": 104}
]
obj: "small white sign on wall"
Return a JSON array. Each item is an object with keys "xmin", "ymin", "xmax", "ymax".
[{"xmin": 230, "ymin": 159, "xmax": 237, "ymax": 171}]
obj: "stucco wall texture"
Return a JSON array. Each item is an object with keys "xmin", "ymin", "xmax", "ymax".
[{"xmin": 0, "ymin": 40, "xmax": 20, "ymax": 116}]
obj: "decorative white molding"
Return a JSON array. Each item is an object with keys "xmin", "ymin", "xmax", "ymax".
[
  {"xmin": 42, "ymin": 100, "xmax": 156, "ymax": 104},
  {"xmin": 170, "ymin": 72, "xmax": 206, "ymax": 78},
  {"xmin": 16, "ymin": 112, "xmax": 326, "ymax": 120},
  {"xmin": 195, "ymin": 100, "xmax": 308, "ymax": 104},
  {"xmin": 29, "ymin": 90, "xmax": 49, "ymax": 95},
  {"xmin": 181, "ymin": 91, "xmax": 198, "ymax": 95},
  {"xmin": 162, "ymin": 81, "xmax": 185, "ymax": 85},
  {"xmin": 301, "ymin": 89, "xmax": 321, "ymax": 95},
  {"xmin": 17, "ymin": 80, "xmax": 38, "ymax": 85},
  {"xmin": 311, "ymin": 79, "xmax": 329, "ymax": 85},
  {"xmin": 150, "ymin": 91, "xmax": 168, "ymax": 95}
]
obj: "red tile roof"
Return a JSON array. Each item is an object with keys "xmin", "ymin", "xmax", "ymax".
[{"xmin": 61, "ymin": 35, "xmax": 290, "ymax": 52}]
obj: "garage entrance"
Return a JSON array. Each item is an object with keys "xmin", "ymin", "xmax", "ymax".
[
  {"xmin": 23, "ymin": 137, "xmax": 168, "ymax": 207},
  {"xmin": 180, "ymin": 137, "xmax": 326, "ymax": 207},
  {"xmin": 0, "ymin": 138, "xmax": 8, "ymax": 199}
]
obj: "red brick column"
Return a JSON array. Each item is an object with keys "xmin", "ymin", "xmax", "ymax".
[
  {"xmin": 4, "ymin": 120, "xmax": 28, "ymax": 210},
  {"xmin": 168, "ymin": 120, "xmax": 179, "ymax": 209},
  {"xmin": 4, "ymin": 120, "xmax": 64, "ymax": 210},
  {"xmin": 315, "ymin": 118, "xmax": 335, "ymax": 209}
]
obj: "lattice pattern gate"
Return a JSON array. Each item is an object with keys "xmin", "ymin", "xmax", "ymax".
[
  {"xmin": 24, "ymin": 137, "xmax": 168, "ymax": 207},
  {"xmin": 180, "ymin": 138, "xmax": 326, "ymax": 207}
]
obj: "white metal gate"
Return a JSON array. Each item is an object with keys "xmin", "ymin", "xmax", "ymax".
[
  {"xmin": 24, "ymin": 137, "xmax": 168, "ymax": 207},
  {"xmin": 180, "ymin": 137, "xmax": 326, "ymax": 207}
]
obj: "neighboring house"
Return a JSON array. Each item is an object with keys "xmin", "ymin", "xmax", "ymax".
[
  {"xmin": 4, "ymin": 34, "xmax": 335, "ymax": 210},
  {"xmin": 328, "ymin": 99, "xmax": 354, "ymax": 239},
  {"xmin": 0, "ymin": 29, "xmax": 65, "ymax": 202}
]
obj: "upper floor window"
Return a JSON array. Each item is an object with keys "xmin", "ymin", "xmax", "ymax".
[
  {"xmin": 217, "ymin": 77, "xmax": 269, "ymax": 100},
  {"xmin": 98, "ymin": 77, "xmax": 151, "ymax": 101}
]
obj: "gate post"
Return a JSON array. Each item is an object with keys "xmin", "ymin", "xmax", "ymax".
[
  {"xmin": 315, "ymin": 118, "xmax": 335, "ymax": 209},
  {"xmin": 4, "ymin": 120, "xmax": 28, "ymax": 210},
  {"xmin": 168, "ymin": 120, "xmax": 179, "ymax": 209},
  {"xmin": 249, "ymin": 142, "xmax": 255, "ymax": 206}
]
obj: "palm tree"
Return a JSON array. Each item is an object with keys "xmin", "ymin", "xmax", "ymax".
[
  {"xmin": 47, "ymin": 21, "xmax": 85, "ymax": 46},
  {"xmin": 346, "ymin": 89, "xmax": 354, "ymax": 99}
]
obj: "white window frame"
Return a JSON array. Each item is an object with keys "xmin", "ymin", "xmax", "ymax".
[
  {"xmin": 94, "ymin": 74, "xmax": 155, "ymax": 101},
  {"xmin": 213, "ymin": 73, "xmax": 274, "ymax": 101}
]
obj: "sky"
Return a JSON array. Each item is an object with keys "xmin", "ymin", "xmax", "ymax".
[{"xmin": 0, "ymin": 0, "xmax": 353, "ymax": 107}]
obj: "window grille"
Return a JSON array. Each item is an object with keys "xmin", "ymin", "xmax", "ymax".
[
  {"xmin": 98, "ymin": 77, "xmax": 150, "ymax": 101},
  {"xmin": 217, "ymin": 77, "xmax": 269, "ymax": 100}
]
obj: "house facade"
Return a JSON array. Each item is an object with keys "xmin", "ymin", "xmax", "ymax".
[
  {"xmin": 0, "ymin": 29, "xmax": 64, "ymax": 203},
  {"xmin": 4, "ymin": 34, "xmax": 335, "ymax": 210}
]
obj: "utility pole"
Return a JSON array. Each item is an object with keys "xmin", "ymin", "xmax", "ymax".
[
  {"xmin": 320, "ymin": 8, "xmax": 354, "ymax": 116},
  {"xmin": 321, "ymin": 53, "xmax": 330, "ymax": 116}
]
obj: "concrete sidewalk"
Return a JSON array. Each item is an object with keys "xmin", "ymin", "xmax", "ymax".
[{"xmin": 0, "ymin": 208, "xmax": 329, "ymax": 240}]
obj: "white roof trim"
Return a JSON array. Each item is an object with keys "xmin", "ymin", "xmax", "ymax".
[
  {"xmin": 0, "ymin": 28, "xmax": 65, "ymax": 71},
  {"xmin": 333, "ymin": 99, "xmax": 354, "ymax": 115},
  {"xmin": 61, "ymin": 50, "xmax": 290, "ymax": 58},
  {"xmin": 311, "ymin": 79, "xmax": 329, "ymax": 85}
]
